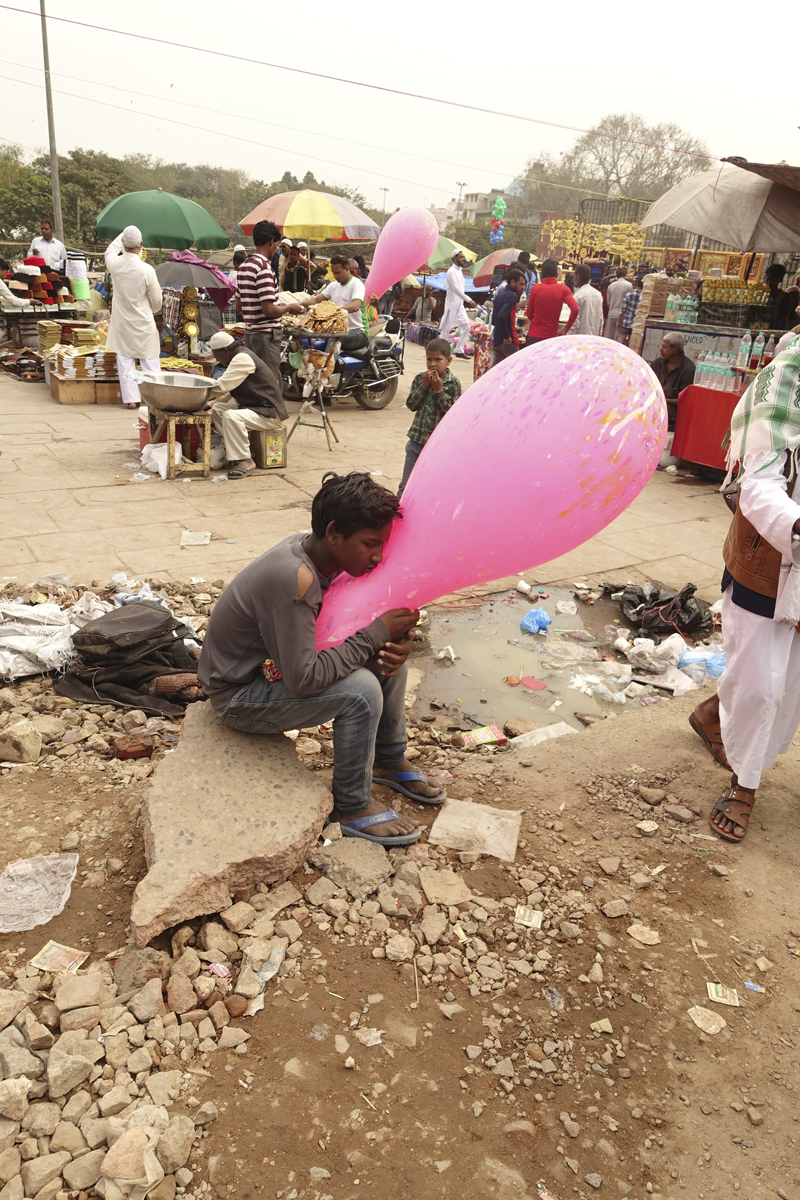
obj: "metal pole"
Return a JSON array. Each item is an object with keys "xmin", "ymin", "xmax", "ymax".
[
  {"xmin": 456, "ymin": 181, "xmax": 466, "ymax": 223},
  {"xmin": 39, "ymin": 0, "xmax": 64, "ymax": 243}
]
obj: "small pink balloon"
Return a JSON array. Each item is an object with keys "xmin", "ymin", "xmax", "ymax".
[
  {"xmin": 364, "ymin": 207, "xmax": 439, "ymax": 303},
  {"xmin": 316, "ymin": 337, "xmax": 666, "ymax": 649}
]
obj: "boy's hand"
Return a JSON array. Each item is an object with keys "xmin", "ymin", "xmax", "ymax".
[
  {"xmin": 377, "ymin": 634, "xmax": 413, "ymax": 677},
  {"xmin": 429, "ymin": 373, "xmax": 443, "ymax": 391},
  {"xmin": 379, "ymin": 608, "xmax": 420, "ymax": 640}
]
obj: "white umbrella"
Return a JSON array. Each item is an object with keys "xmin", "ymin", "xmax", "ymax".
[{"xmin": 639, "ymin": 164, "xmax": 800, "ymax": 252}]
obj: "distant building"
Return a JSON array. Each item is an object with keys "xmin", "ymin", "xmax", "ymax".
[
  {"xmin": 461, "ymin": 181, "xmax": 530, "ymax": 224},
  {"xmin": 428, "ymin": 200, "xmax": 458, "ymax": 231}
]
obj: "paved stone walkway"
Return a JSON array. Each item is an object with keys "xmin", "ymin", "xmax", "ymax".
[{"xmin": 1, "ymin": 344, "xmax": 726, "ymax": 601}]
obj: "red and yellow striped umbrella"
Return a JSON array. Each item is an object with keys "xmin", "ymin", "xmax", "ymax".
[{"xmin": 239, "ymin": 189, "xmax": 380, "ymax": 242}]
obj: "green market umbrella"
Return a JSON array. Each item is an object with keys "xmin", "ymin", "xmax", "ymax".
[
  {"xmin": 418, "ymin": 235, "xmax": 478, "ymax": 273},
  {"xmin": 95, "ymin": 190, "xmax": 230, "ymax": 250}
]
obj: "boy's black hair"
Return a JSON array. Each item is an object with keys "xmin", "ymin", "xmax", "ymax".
[
  {"xmin": 541, "ymin": 258, "xmax": 559, "ymax": 278},
  {"xmin": 518, "ymin": 251, "xmax": 531, "ymax": 264},
  {"xmin": 329, "ymin": 253, "xmax": 350, "ymax": 268},
  {"xmin": 252, "ymin": 219, "xmax": 281, "ymax": 246},
  {"xmin": 506, "ymin": 267, "xmax": 525, "ymax": 285},
  {"xmin": 425, "ymin": 337, "xmax": 452, "ymax": 357},
  {"xmin": 311, "ymin": 471, "xmax": 402, "ymax": 538}
]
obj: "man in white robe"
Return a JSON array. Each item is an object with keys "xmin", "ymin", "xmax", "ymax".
[
  {"xmin": 439, "ymin": 249, "xmax": 475, "ymax": 357},
  {"xmin": 104, "ymin": 225, "xmax": 163, "ymax": 407},
  {"xmin": 690, "ymin": 335, "xmax": 800, "ymax": 842}
]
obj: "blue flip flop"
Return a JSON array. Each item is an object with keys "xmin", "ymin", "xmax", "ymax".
[
  {"xmin": 336, "ymin": 808, "xmax": 421, "ymax": 846},
  {"xmin": 372, "ymin": 770, "xmax": 447, "ymax": 806}
]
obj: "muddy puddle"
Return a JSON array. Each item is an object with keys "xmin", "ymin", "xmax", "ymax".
[{"xmin": 410, "ymin": 583, "xmax": 667, "ymax": 734}]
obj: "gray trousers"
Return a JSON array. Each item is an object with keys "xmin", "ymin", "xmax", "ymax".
[{"xmin": 244, "ymin": 330, "xmax": 282, "ymax": 386}]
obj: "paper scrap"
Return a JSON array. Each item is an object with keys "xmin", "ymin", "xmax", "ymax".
[
  {"xmin": 180, "ymin": 530, "xmax": 212, "ymax": 547},
  {"xmin": 29, "ymin": 940, "xmax": 88, "ymax": 974},
  {"xmin": 687, "ymin": 1005, "xmax": 727, "ymax": 1035},
  {"xmin": 744, "ymin": 981, "xmax": 766, "ymax": 993},
  {"xmin": 190, "ymin": 576, "xmax": 205, "ymax": 583},
  {"xmin": 537, "ymin": 1182, "xmax": 559, "ymax": 1200},
  {"xmin": 453, "ymin": 923, "xmax": 470, "ymax": 943},
  {"xmin": 706, "ymin": 982, "xmax": 739, "ymax": 1007},
  {"xmin": 590, "ymin": 1018, "xmax": 613, "ymax": 1034},
  {"xmin": 208, "ymin": 962, "xmax": 231, "ymax": 978},
  {"xmin": 514, "ymin": 905, "xmax": 544, "ymax": 929},
  {"xmin": 754, "ymin": 956, "xmax": 774, "ymax": 971}
]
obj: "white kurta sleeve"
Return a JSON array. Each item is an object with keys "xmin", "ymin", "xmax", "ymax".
[
  {"xmin": 207, "ymin": 353, "xmax": 256, "ymax": 401},
  {"xmin": 0, "ymin": 279, "xmax": 27, "ymax": 307},
  {"xmin": 104, "ymin": 234, "xmax": 125, "ymax": 272},
  {"xmin": 145, "ymin": 268, "xmax": 162, "ymax": 315},
  {"xmin": 739, "ymin": 451, "xmax": 800, "ymax": 560}
]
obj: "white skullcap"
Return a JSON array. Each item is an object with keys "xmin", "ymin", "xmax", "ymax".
[
  {"xmin": 280, "ymin": 237, "xmax": 292, "ymax": 247},
  {"xmin": 209, "ymin": 330, "xmax": 235, "ymax": 350},
  {"xmin": 233, "ymin": 243, "xmax": 245, "ymax": 252},
  {"xmin": 451, "ymin": 247, "xmax": 463, "ymax": 258},
  {"xmin": 297, "ymin": 241, "xmax": 308, "ymax": 248},
  {"xmin": 121, "ymin": 225, "xmax": 143, "ymax": 247}
]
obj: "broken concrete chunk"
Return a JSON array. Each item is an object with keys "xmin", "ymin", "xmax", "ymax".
[
  {"xmin": 309, "ymin": 840, "xmax": 392, "ymax": 900},
  {"xmin": 305, "ymin": 877, "xmax": 337, "ymax": 907},
  {"xmin": 219, "ymin": 902, "xmax": 256, "ymax": 933},
  {"xmin": 601, "ymin": 900, "xmax": 629, "ymax": 919},
  {"xmin": 418, "ymin": 867, "xmax": 473, "ymax": 906},
  {"xmin": 0, "ymin": 720, "xmax": 42, "ymax": 764}
]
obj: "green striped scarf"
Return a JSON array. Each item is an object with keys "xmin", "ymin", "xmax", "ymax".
[{"xmin": 726, "ymin": 334, "xmax": 800, "ymax": 485}]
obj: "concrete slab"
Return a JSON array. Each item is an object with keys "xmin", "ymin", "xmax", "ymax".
[{"xmin": 130, "ymin": 702, "xmax": 332, "ymax": 947}]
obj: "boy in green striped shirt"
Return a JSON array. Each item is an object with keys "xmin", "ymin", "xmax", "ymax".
[{"xmin": 397, "ymin": 337, "xmax": 461, "ymax": 498}]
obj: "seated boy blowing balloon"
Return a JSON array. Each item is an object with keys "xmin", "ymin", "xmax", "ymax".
[
  {"xmin": 197, "ymin": 472, "xmax": 445, "ymax": 845},
  {"xmin": 397, "ymin": 337, "xmax": 462, "ymax": 499}
]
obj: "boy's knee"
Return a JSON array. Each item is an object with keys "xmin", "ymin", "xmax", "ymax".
[{"xmin": 346, "ymin": 668, "xmax": 383, "ymax": 715}]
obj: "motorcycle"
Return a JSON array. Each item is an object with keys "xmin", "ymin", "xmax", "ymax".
[{"xmin": 281, "ymin": 321, "xmax": 404, "ymax": 410}]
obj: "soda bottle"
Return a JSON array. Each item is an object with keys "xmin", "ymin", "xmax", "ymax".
[
  {"xmin": 750, "ymin": 332, "xmax": 765, "ymax": 371},
  {"xmin": 762, "ymin": 335, "xmax": 775, "ymax": 367}
]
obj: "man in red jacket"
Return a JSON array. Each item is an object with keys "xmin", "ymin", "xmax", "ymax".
[{"xmin": 525, "ymin": 259, "xmax": 579, "ymax": 344}]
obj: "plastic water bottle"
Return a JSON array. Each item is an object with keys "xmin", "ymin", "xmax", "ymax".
[
  {"xmin": 750, "ymin": 331, "xmax": 766, "ymax": 371},
  {"xmin": 763, "ymin": 335, "xmax": 776, "ymax": 366},
  {"xmin": 724, "ymin": 354, "xmax": 736, "ymax": 391},
  {"xmin": 691, "ymin": 297, "xmax": 699, "ymax": 325},
  {"xmin": 736, "ymin": 331, "xmax": 752, "ymax": 371},
  {"xmin": 695, "ymin": 351, "xmax": 706, "ymax": 384},
  {"xmin": 665, "ymin": 293, "xmax": 675, "ymax": 322}
]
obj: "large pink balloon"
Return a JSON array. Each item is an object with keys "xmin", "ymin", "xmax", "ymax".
[
  {"xmin": 316, "ymin": 336, "xmax": 666, "ymax": 649},
  {"xmin": 364, "ymin": 207, "xmax": 439, "ymax": 302}
]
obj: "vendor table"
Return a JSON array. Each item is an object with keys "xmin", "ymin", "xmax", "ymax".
[
  {"xmin": 642, "ymin": 319, "xmax": 745, "ymax": 366},
  {"xmin": 147, "ymin": 407, "xmax": 212, "ymax": 479},
  {"xmin": 671, "ymin": 385, "xmax": 738, "ymax": 471},
  {"xmin": 283, "ymin": 328, "xmax": 340, "ymax": 451}
]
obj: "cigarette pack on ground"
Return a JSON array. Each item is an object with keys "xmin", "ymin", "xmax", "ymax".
[
  {"xmin": 460, "ymin": 723, "xmax": 507, "ymax": 747},
  {"xmin": 514, "ymin": 905, "xmax": 543, "ymax": 929}
]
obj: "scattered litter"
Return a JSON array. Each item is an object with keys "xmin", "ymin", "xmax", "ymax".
[
  {"xmin": 542, "ymin": 987, "xmax": 564, "ymax": 1013},
  {"xmin": 520, "ymin": 675, "xmax": 547, "ymax": 691},
  {"xmin": 141, "ymin": 441, "xmax": 182, "ymax": 478},
  {"xmin": 354, "ymin": 1027, "xmax": 384, "ymax": 1047},
  {"xmin": 29, "ymin": 940, "xmax": 88, "ymax": 973},
  {"xmin": 651, "ymin": 864, "xmax": 667, "ymax": 876},
  {"xmin": 520, "ymin": 607, "xmax": 552, "ymax": 634},
  {"xmin": 123, "ymin": 461, "xmax": 140, "ymax": 470},
  {"xmin": 245, "ymin": 994, "xmax": 265, "ymax": 1017},
  {"xmin": 516, "ymin": 580, "xmax": 533, "ymax": 595},
  {"xmin": 257, "ymin": 945, "xmax": 286, "ymax": 991},
  {"xmin": 706, "ymin": 982, "xmax": 739, "ymax": 1007},
  {"xmin": 537, "ymin": 1183, "xmax": 559, "ymax": 1200},
  {"xmin": 687, "ymin": 1005, "xmax": 727, "ymax": 1035},
  {"xmin": 790, "ymin": 948, "xmax": 800, "ymax": 958},
  {"xmin": 226, "ymin": 538, "xmax": 236, "ymax": 544},
  {"xmin": 627, "ymin": 923, "xmax": 661, "ymax": 946},
  {"xmin": 555, "ymin": 600, "xmax": 577, "ymax": 616},
  {"xmin": 510, "ymin": 722, "xmax": 578, "ymax": 750},
  {"xmin": 755, "ymin": 956, "xmax": 774, "ymax": 972},
  {"xmin": 429, "ymin": 797, "xmax": 522, "ymax": 861},
  {"xmin": 514, "ymin": 906, "xmax": 544, "ymax": 929},
  {"xmin": 436, "ymin": 645, "xmax": 457, "ymax": 661},
  {"xmin": 180, "ymin": 530, "xmax": 212, "ymax": 547},
  {"xmin": 190, "ymin": 576, "xmax": 205, "ymax": 583},
  {"xmin": 688, "ymin": 833, "xmax": 717, "ymax": 841},
  {"xmin": 212, "ymin": 474, "xmax": 229, "ymax": 483},
  {"xmin": 745, "ymin": 981, "xmax": 766, "ymax": 993},
  {"xmin": 0, "ymin": 853, "xmax": 79, "ymax": 933},
  {"xmin": 130, "ymin": 472, "xmax": 151, "ymax": 482},
  {"xmin": 460, "ymin": 724, "xmax": 507, "ymax": 747},
  {"xmin": 453, "ymin": 923, "xmax": 470, "ymax": 943},
  {"xmin": 590, "ymin": 1018, "xmax": 613, "ymax": 1034},
  {"xmin": 208, "ymin": 961, "xmax": 232, "ymax": 978}
]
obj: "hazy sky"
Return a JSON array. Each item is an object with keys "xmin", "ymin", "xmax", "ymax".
[{"xmin": 1, "ymin": 0, "xmax": 797, "ymax": 215}]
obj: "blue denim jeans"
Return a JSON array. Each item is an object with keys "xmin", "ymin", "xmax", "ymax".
[{"xmin": 216, "ymin": 663, "xmax": 408, "ymax": 816}]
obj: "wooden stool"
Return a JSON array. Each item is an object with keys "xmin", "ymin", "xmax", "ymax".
[{"xmin": 147, "ymin": 407, "xmax": 212, "ymax": 480}]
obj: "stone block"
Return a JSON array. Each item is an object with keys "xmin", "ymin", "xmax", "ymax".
[
  {"xmin": 308, "ymin": 840, "xmax": 392, "ymax": 900},
  {"xmin": 130, "ymin": 704, "xmax": 331, "ymax": 946},
  {"xmin": 19, "ymin": 1152, "xmax": 70, "ymax": 1197},
  {"xmin": 0, "ymin": 994, "xmax": 29, "ymax": 1034},
  {"xmin": 0, "ymin": 720, "xmax": 41, "ymax": 764},
  {"xmin": 54, "ymin": 973, "xmax": 102, "ymax": 1013},
  {"xmin": 62, "ymin": 1148, "xmax": 105, "ymax": 1191}
]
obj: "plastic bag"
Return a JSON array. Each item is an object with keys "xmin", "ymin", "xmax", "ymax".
[
  {"xmin": 520, "ymin": 607, "xmax": 552, "ymax": 635},
  {"xmin": 679, "ymin": 646, "xmax": 726, "ymax": 679},
  {"xmin": 620, "ymin": 582, "xmax": 712, "ymax": 640},
  {"xmin": 536, "ymin": 640, "xmax": 598, "ymax": 669},
  {"xmin": 141, "ymin": 442, "xmax": 182, "ymax": 480},
  {"xmin": 100, "ymin": 1110, "xmax": 166, "ymax": 1200},
  {"xmin": 0, "ymin": 854, "xmax": 78, "ymax": 933},
  {"xmin": 625, "ymin": 633, "xmax": 687, "ymax": 673}
]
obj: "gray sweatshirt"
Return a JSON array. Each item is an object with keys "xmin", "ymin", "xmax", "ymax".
[{"xmin": 197, "ymin": 532, "xmax": 389, "ymax": 711}]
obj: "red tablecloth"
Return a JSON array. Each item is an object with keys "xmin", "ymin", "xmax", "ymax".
[{"xmin": 672, "ymin": 385, "xmax": 739, "ymax": 470}]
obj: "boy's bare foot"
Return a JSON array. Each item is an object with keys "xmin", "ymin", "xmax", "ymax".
[
  {"xmin": 373, "ymin": 758, "xmax": 443, "ymax": 801},
  {"xmin": 331, "ymin": 798, "xmax": 418, "ymax": 839}
]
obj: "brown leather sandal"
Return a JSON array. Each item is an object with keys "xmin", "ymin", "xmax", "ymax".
[
  {"xmin": 689, "ymin": 713, "xmax": 731, "ymax": 770},
  {"xmin": 710, "ymin": 786, "xmax": 755, "ymax": 842}
]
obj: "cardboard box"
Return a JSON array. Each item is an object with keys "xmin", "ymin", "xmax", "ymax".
[
  {"xmin": 461, "ymin": 724, "xmax": 507, "ymax": 748},
  {"xmin": 96, "ymin": 381, "xmax": 123, "ymax": 404},
  {"xmin": 249, "ymin": 426, "xmax": 287, "ymax": 469},
  {"xmin": 51, "ymin": 373, "xmax": 96, "ymax": 405}
]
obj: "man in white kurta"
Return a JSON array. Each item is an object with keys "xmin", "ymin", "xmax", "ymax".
[
  {"xmin": 690, "ymin": 336, "xmax": 800, "ymax": 842},
  {"xmin": 104, "ymin": 225, "xmax": 163, "ymax": 407},
  {"xmin": 439, "ymin": 249, "xmax": 475, "ymax": 356},
  {"xmin": 28, "ymin": 219, "xmax": 66, "ymax": 271}
]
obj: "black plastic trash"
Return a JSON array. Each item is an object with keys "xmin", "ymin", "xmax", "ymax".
[{"xmin": 620, "ymin": 583, "xmax": 712, "ymax": 640}]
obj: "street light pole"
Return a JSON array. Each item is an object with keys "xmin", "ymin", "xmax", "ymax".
[
  {"xmin": 380, "ymin": 188, "xmax": 389, "ymax": 220},
  {"xmin": 456, "ymin": 181, "xmax": 467, "ymax": 222},
  {"xmin": 39, "ymin": 0, "xmax": 64, "ymax": 243}
]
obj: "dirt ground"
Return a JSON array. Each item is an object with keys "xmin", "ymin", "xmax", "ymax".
[{"xmin": 2, "ymin": 679, "xmax": 798, "ymax": 1200}]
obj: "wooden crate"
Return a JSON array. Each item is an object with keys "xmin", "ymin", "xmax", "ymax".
[
  {"xmin": 96, "ymin": 381, "xmax": 123, "ymax": 405},
  {"xmin": 51, "ymin": 373, "xmax": 96, "ymax": 404},
  {"xmin": 249, "ymin": 426, "xmax": 287, "ymax": 469}
]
